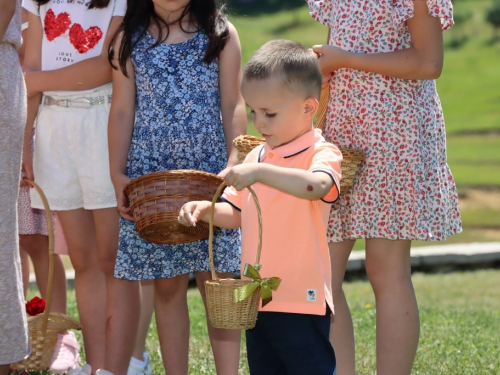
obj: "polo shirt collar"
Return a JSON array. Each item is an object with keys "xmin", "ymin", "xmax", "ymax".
[{"xmin": 259, "ymin": 128, "xmax": 323, "ymax": 161}]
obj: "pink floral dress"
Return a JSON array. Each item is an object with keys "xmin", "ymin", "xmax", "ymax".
[{"xmin": 307, "ymin": 0, "xmax": 462, "ymax": 241}]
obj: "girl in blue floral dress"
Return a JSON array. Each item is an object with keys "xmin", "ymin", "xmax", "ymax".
[{"xmin": 108, "ymin": 0, "xmax": 246, "ymax": 373}]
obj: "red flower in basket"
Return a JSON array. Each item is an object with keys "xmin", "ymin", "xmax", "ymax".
[{"xmin": 25, "ymin": 296, "xmax": 46, "ymax": 316}]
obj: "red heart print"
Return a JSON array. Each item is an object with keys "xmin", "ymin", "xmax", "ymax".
[
  {"xmin": 69, "ymin": 24, "xmax": 103, "ymax": 54},
  {"xmin": 44, "ymin": 9, "xmax": 71, "ymax": 41}
]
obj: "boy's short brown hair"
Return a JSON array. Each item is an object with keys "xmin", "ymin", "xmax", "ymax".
[{"xmin": 243, "ymin": 39, "xmax": 322, "ymax": 99}]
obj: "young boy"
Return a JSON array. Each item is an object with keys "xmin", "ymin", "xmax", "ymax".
[{"xmin": 178, "ymin": 39, "xmax": 341, "ymax": 375}]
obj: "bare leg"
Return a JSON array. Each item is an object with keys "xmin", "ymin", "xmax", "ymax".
[
  {"xmin": 132, "ymin": 280, "xmax": 154, "ymax": 360},
  {"xmin": 93, "ymin": 208, "xmax": 140, "ymax": 375},
  {"xmin": 155, "ymin": 274, "xmax": 190, "ymax": 375},
  {"xmin": 58, "ymin": 209, "xmax": 106, "ymax": 371},
  {"xmin": 196, "ymin": 271, "xmax": 241, "ymax": 375},
  {"xmin": 328, "ymin": 240, "xmax": 356, "ymax": 375},
  {"xmin": 19, "ymin": 247, "xmax": 30, "ymax": 296},
  {"xmin": 20, "ymin": 233, "xmax": 67, "ymax": 313},
  {"xmin": 0, "ymin": 364, "xmax": 10, "ymax": 375},
  {"xmin": 365, "ymin": 238, "xmax": 419, "ymax": 375}
]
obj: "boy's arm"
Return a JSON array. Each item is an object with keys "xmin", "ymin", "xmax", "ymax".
[
  {"xmin": 179, "ymin": 201, "xmax": 242, "ymax": 229},
  {"xmin": 225, "ymin": 163, "xmax": 334, "ymax": 200}
]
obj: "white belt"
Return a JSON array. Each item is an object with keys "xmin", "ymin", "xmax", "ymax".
[{"xmin": 43, "ymin": 95, "xmax": 112, "ymax": 109}]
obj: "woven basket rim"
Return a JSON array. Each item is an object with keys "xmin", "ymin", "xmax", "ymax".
[{"xmin": 124, "ymin": 169, "xmax": 223, "ymax": 196}]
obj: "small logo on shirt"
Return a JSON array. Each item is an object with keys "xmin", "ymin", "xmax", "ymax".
[{"xmin": 307, "ymin": 289, "xmax": 317, "ymax": 302}]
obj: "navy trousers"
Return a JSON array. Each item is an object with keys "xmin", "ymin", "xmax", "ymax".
[{"xmin": 246, "ymin": 309, "xmax": 336, "ymax": 375}]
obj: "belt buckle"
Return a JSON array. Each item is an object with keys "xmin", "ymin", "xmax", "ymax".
[{"xmin": 55, "ymin": 99, "xmax": 69, "ymax": 107}]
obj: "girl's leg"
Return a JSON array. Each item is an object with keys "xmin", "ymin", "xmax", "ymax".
[
  {"xmin": 154, "ymin": 274, "xmax": 191, "ymax": 375},
  {"xmin": 195, "ymin": 271, "xmax": 241, "ymax": 375},
  {"xmin": 92, "ymin": 208, "xmax": 140, "ymax": 375},
  {"xmin": 20, "ymin": 234, "xmax": 67, "ymax": 313},
  {"xmin": 364, "ymin": 238, "xmax": 419, "ymax": 375},
  {"xmin": 0, "ymin": 364, "xmax": 9, "ymax": 375},
  {"xmin": 132, "ymin": 280, "xmax": 154, "ymax": 359},
  {"xmin": 19, "ymin": 247, "xmax": 30, "ymax": 296},
  {"xmin": 328, "ymin": 240, "xmax": 356, "ymax": 375},
  {"xmin": 58, "ymin": 209, "xmax": 107, "ymax": 370}
]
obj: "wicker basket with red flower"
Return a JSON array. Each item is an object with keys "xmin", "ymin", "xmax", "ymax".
[{"xmin": 10, "ymin": 181, "xmax": 81, "ymax": 372}]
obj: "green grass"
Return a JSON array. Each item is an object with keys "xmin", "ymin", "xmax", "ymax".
[{"xmin": 25, "ymin": 269, "xmax": 500, "ymax": 374}]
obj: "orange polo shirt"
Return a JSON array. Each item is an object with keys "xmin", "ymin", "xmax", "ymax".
[{"xmin": 222, "ymin": 129, "xmax": 342, "ymax": 315}]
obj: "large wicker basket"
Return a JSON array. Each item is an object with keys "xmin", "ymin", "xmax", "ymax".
[
  {"xmin": 124, "ymin": 170, "xmax": 224, "ymax": 244},
  {"xmin": 11, "ymin": 180, "xmax": 81, "ymax": 371},
  {"xmin": 204, "ymin": 182, "xmax": 263, "ymax": 330}
]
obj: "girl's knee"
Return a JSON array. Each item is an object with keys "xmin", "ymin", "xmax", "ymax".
[
  {"xmin": 366, "ymin": 265, "xmax": 412, "ymax": 294},
  {"xmin": 155, "ymin": 277, "xmax": 188, "ymax": 303},
  {"xmin": 69, "ymin": 247, "xmax": 98, "ymax": 273},
  {"xmin": 97, "ymin": 254, "xmax": 117, "ymax": 276}
]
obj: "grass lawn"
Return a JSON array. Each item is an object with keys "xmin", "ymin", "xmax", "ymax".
[{"xmin": 24, "ymin": 269, "xmax": 500, "ymax": 374}]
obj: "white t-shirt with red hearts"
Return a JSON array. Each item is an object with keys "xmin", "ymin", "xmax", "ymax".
[{"xmin": 23, "ymin": 0, "xmax": 126, "ymax": 96}]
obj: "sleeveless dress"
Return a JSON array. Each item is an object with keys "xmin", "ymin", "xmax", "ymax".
[
  {"xmin": 114, "ymin": 30, "xmax": 241, "ymax": 280},
  {"xmin": 307, "ymin": 0, "xmax": 462, "ymax": 242}
]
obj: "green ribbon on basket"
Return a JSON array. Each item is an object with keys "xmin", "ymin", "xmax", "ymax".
[{"xmin": 234, "ymin": 263, "xmax": 282, "ymax": 307}]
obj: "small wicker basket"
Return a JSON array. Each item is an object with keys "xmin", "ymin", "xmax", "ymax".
[
  {"xmin": 124, "ymin": 170, "xmax": 224, "ymax": 244},
  {"xmin": 204, "ymin": 182, "xmax": 264, "ymax": 330},
  {"xmin": 11, "ymin": 180, "xmax": 81, "ymax": 371}
]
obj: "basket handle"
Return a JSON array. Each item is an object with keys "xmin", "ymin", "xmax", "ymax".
[
  {"xmin": 208, "ymin": 182, "xmax": 262, "ymax": 281},
  {"xmin": 24, "ymin": 179, "xmax": 54, "ymax": 335}
]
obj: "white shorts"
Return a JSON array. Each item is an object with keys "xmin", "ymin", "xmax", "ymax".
[{"xmin": 31, "ymin": 87, "xmax": 117, "ymax": 210}]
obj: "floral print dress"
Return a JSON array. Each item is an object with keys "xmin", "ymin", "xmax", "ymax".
[
  {"xmin": 115, "ymin": 30, "xmax": 240, "ymax": 280},
  {"xmin": 307, "ymin": 0, "xmax": 462, "ymax": 241}
]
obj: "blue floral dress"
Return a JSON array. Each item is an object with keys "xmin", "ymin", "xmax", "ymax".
[{"xmin": 114, "ymin": 30, "xmax": 241, "ymax": 280}]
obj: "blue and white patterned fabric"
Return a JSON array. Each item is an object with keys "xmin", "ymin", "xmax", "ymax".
[{"xmin": 115, "ymin": 30, "xmax": 241, "ymax": 280}]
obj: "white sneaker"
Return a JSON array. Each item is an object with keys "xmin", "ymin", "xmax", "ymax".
[
  {"xmin": 67, "ymin": 363, "xmax": 92, "ymax": 375},
  {"xmin": 127, "ymin": 352, "xmax": 151, "ymax": 375}
]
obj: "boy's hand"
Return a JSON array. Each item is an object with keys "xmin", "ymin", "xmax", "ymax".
[
  {"xmin": 225, "ymin": 163, "xmax": 259, "ymax": 191},
  {"xmin": 178, "ymin": 201, "xmax": 211, "ymax": 227}
]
